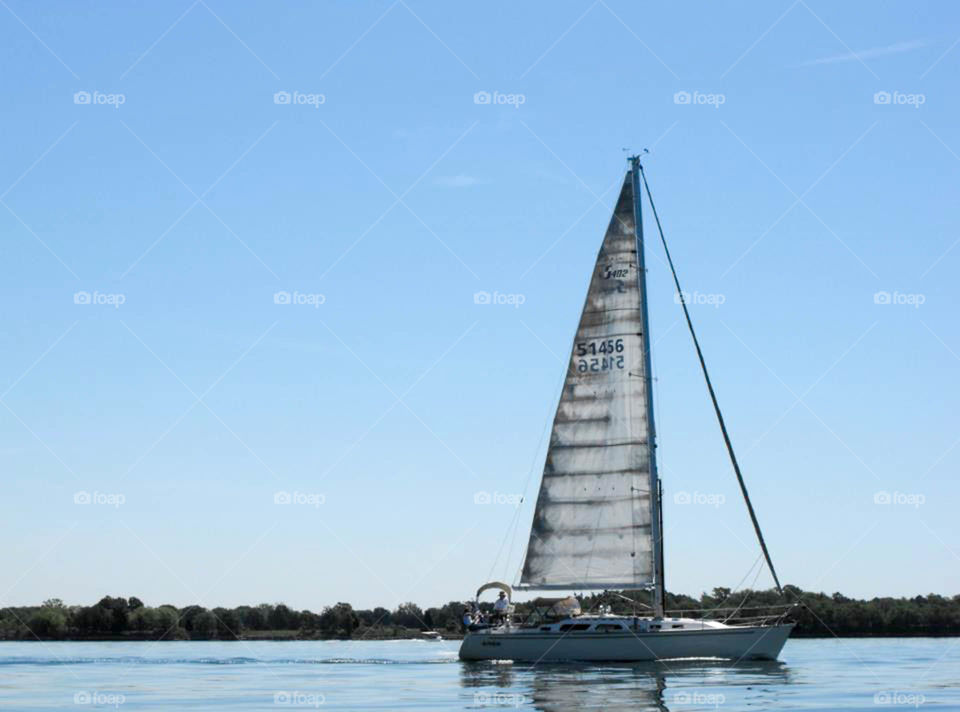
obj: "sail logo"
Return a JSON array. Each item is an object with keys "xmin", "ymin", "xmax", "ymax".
[
  {"xmin": 73, "ymin": 90, "xmax": 125, "ymax": 108},
  {"xmin": 873, "ymin": 91, "xmax": 925, "ymax": 108},
  {"xmin": 674, "ymin": 491, "xmax": 725, "ymax": 508},
  {"xmin": 473, "ymin": 291, "xmax": 525, "ymax": 308},
  {"xmin": 673, "ymin": 90, "xmax": 725, "ymax": 108},
  {"xmin": 474, "ymin": 491, "xmax": 523, "ymax": 506},
  {"xmin": 874, "ymin": 491, "xmax": 924, "ymax": 508},
  {"xmin": 674, "ymin": 290, "xmax": 725, "ymax": 308},
  {"xmin": 873, "ymin": 691, "xmax": 926, "ymax": 706},
  {"xmin": 603, "ymin": 265, "xmax": 631, "ymax": 279},
  {"xmin": 273, "ymin": 91, "xmax": 325, "ymax": 108},
  {"xmin": 473, "ymin": 90, "xmax": 525, "ymax": 108},
  {"xmin": 873, "ymin": 291, "xmax": 924, "ymax": 308}
]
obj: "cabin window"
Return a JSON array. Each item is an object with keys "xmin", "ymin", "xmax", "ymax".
[
  {"xmin": 595, "ymin": 624, "xmax": 625, "ymax": 632},
  {"xmin": 540, "ymin": 626, "xmax": 551, "ymax": 631},
  {"xmin": 559, "ymin": 623, "xmax": 591, "ymax": 632},
  {"xmin": 672, "ymin": 624, "xmax": 683, "ymax": 629},
  {"xmin": 650, "ymin": 624, "xmax": 661, "ymax": 630}
]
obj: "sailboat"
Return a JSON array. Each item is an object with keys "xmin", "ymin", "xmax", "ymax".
[{"xmin": 459, "ymin": 156, "xmax": 793, "ymax": 663}]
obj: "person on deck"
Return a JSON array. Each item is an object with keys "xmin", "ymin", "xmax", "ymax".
[
  {"xmin": 461, "ymin": 607, "xmax": 473, "ymax": 630},
  {"xmin": 493, "ymin": 591, "xmax": 509, "ymax": 624}
]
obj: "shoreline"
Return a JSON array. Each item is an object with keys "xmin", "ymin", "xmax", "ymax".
[{"xmin": 4, "ymin": 632, "xmax": 960, "ymax": 642}]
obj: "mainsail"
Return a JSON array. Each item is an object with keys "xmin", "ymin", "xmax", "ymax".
[{"xmin": 520, "ymin": 168, "xmax": 659, "ymax": 590}]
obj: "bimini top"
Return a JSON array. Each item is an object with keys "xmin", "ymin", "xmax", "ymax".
[{"xmin": 475, "ymin": 581, "xmax": 512, "ymax": 602}]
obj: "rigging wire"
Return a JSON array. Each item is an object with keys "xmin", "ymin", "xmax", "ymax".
[
  {"xmin": 722, "ymin": 557, "xmax": 766, "ymax": 623},
  {"xmin": 638, "ymin": 163, "xmax": 784, "ymax": 594},
  {"xmin": 485, "ymin": 368, "xmax": 565, "ymax": 585}
]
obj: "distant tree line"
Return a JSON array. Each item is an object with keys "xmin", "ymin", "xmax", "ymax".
[
  {"xmin": 581, "ymin": 586, "xmax": 960, "ymax": 637},
  {"xmin": 0, "ymin": 596, "xmax": 468, "ymax": 641},
  {"xmin": 2, "ymin": 587, "xmax": 959, "ymax": 640}
]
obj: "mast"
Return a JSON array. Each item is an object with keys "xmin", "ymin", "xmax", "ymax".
[{"xmin": 630, "ymin": 154, "xmax": 665, "ymax": 619}]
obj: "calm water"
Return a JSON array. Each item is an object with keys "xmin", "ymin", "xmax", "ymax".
[{"xmin": 0, "ymin": 638, "xmax": 957, "ymax": 710}]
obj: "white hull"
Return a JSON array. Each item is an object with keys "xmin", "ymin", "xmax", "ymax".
[{"xmin": 459, "ymin": 619, "xmax": 793, "ymax": 663}]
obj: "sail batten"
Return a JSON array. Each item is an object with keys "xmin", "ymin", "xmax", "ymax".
[{"xmin": 520, "ymin": 170, "xmax": 657, "ymax": 591}]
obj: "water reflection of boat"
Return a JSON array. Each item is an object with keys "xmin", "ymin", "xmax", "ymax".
[{"xmin": 459, "ymin": 659, "xmax": 791, "ymax": 712}]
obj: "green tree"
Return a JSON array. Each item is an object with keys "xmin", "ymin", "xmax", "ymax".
[
  {"xmin": 319, "ymin": 603, "xmax": 358, "ymax": 637},
  {"xmin": 29, "ymin": 608, "xmax": 67, "ymax": 637},
  {"xmin": 393, "ymin": 602, "xmax": 424, "ymax": 630},
  {"xmin": 213, "ymin": 608, "xmax": 242, "ymax": 639},
  {"xmin": 189, "ymin": 610, "xmax": 217, "ymax": 639}
]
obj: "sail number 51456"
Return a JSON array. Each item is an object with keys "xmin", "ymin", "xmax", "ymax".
[
  {"xmin": 575, "ymin": 338, "xmax": 625, "ymax": 372},
  {"xmin": 576, "ymin": 338, "xmax": 624, "ymax": 356}
]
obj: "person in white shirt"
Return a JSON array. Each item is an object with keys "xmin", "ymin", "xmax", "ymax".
[
  {"xmin": 493, "ymin": 591, "xmax": 509, "ymax": 624},
  {"xmin": 461, "ymin": 607, "xmax": 473, "ymax": 629}
]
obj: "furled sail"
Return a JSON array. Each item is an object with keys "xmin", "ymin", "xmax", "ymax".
[{"xmin": 520, "ymin": 170, "xmax": 657, "ymax": 590}]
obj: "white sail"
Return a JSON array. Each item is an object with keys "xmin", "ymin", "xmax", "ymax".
[{"xmin": 520, "ymin": 170, "xmax": 657, "ymax": 590}]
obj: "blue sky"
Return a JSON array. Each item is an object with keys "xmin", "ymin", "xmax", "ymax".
[{"xmin": 1, "ymin": 1, "xmax": 958, "ymax": 611}]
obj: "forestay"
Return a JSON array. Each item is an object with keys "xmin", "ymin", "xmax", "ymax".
[{"xmin": 520, "ymin": 170, "xmax": 657, "ymax": 590}]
